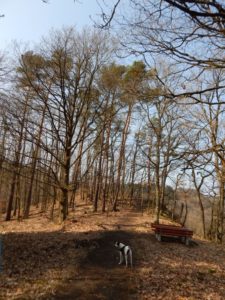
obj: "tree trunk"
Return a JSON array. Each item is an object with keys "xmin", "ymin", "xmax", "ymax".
[
  {"xmin": 113, "ymin": 104, "xmax": 132, "ymax": 211},
  {"xmin": 24, "ymin": 105, "xmax": 46, "ymax": 219}
]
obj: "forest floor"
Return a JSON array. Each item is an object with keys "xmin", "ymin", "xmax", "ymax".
[{"xmin": 1, "ymin": 202, "xmax": 225, "ymax": 299}]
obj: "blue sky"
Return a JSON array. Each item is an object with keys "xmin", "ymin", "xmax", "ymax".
[{"xmin": 0, "ymin": 0, "xmax": 100, "ymax": 50}]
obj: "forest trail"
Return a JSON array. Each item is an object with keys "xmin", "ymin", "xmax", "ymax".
[
  {"xmin": 54, "ymin": 230, "xmax": 137, "ymax": 300},
  {"xmin": 2, "ymin": 206, "xmax": 225, "ymax": 299},
  {"xmin": 53, "ymin": 208, "xmax": 151, "ymax": 299}
]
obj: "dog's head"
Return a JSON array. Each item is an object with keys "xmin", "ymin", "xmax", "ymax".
[{"xmin": 115, "ymin": 241, "xmax": 120, "ymax": 248}]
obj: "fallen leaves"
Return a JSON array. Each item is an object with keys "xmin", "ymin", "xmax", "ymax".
[{"xmin": 1, "ymin": 206, "xmax": 225, "ymax": 299}]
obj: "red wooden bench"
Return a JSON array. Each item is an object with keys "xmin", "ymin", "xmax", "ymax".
[{"xmin": 151, "ymin": 223, "xmax": 193, "ymax": 246}]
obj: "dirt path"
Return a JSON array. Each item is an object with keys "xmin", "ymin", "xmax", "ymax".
[
  {"xmin": 51, "ymin": 209, "xmax": 153, "ymax": 299},
  {"xmin": 54, "ymin": 231, "xmax": 138, "ymax": 300}
]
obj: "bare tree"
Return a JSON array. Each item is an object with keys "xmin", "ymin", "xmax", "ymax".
[
  {"xmin": 98, "ymin": 1, "xmax": 225, "ymax": 103},
  {"xmin": 16, "ymin": 27, "xmax": 115, "ymax": 221}
]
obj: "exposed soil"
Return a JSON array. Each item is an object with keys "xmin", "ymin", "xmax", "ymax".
[{"xmin": 54, "ymin": 230, "xmax": 137, "ymax": 300}]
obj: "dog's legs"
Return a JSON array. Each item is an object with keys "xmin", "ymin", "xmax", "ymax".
[
  {"xmin": 125, "ymin": 253, "xmax": 128, "ymax": 267},
  {"xmin": 129, "ymin": 250, "xmax": 133, "ymax": 267},
  {"xmin": 118, "ymin": 252, "xmax": 123, "ymax": 265}
]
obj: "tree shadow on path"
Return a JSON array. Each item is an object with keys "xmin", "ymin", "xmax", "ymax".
[
  {"xmin": 54, "ymin": 230, "xmax": 139, "ymax": 300},
  {"xmin": 2, "ymin": 227, "xmax": 225, "ymax": 300}
]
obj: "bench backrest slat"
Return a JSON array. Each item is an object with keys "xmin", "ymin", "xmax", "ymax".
[{"xmin": 151, "ymin": 223, "xmax": 193, "ymax": 236}]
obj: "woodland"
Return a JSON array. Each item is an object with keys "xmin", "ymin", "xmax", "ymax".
[
  {"xmin": 0, "ymin": 0, "xmax": 224, "ymax": 238},
  {"xmin": 1, "ymin": 1, "xmax": 225, "ymax": 298}
]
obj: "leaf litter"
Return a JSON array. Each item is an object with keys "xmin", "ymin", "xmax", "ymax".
[{"xmin": 1, "ymin": 204, "xmax": 225, "ymax": 299}]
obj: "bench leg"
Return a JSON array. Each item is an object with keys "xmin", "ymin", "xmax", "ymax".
[
  {"xmin": 185, "ymin": 237, "xmax": 190, "ymax": 246},
  {"xmin": 156, "ymin": 234, "xmax": 161, "ymax": 242}
]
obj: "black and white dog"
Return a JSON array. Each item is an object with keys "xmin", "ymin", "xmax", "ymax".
[{"xmin": 115, "ymin": 241, "xmax": 133, "ymax": 267}]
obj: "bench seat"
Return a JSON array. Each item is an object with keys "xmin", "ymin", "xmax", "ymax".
[{"xmin": 151, "ymin": 223, "xmax": 193, "ymax": 245}]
